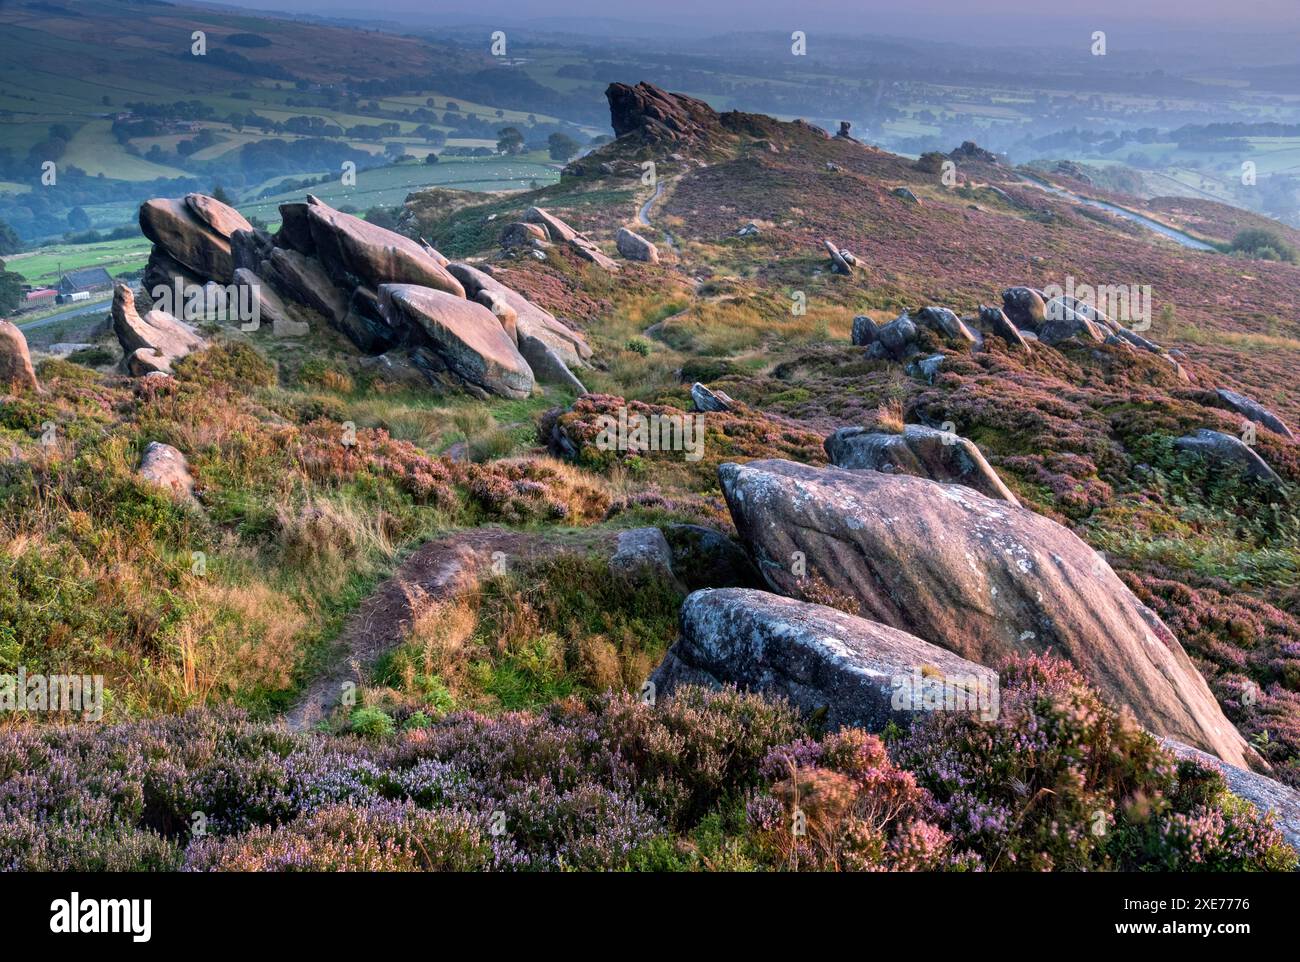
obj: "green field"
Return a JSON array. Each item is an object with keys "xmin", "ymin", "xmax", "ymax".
[{"xmin": 4, "ymin": 237, "xmax": 151, "ymax": 287}]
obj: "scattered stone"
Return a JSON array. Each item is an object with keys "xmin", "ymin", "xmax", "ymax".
[
  {"xmin": 650, "ymin": 588, "xmax": 999, "ymax": 731},
  {"xmin": 126, "ymin": 348, "xmax": 173, "ymax": 377},
  {"xmin": 825, "ymin": 423, "xmax": 1019, "ymax": 503},
  {"xmin": 1175, "ymin": 429, "xmax": 1283, "ymax": 485},
  {"xmin": 736, "ymin": 223, "xmax": 760, "ymax": 237},
  {"xmin": 851, "ymin": 314, "xmax": 878, "ymax": 346},
  {"xmin": 378, "ymin": 284, "xmax": 534, "ymax": 400},
  {"xmin": 979, "ymin": 305, "xmax": 1031, "ymax": 349},
  {"xmin": 690, "ymin": 382, "xmax": 734, "ymax": 412},
  {"xmin": 1001, "ymin": 286, "xmax": 1047, "ymax": 330},
  {"xmin": 874, "ymin": 312, "xmax": 919, "ymax": 359},
  {"xmin": 524, "ymin": 207, "xmax": 579, "ymax": 243},
  {"xmin": 0, "ymin": 319, "xmax": 39, "ymax": 392},
  {"xmin": 500, "ymin": 222, "xmax": 549, "ymax": 249},
  {"xmin": 1216, "ymin": 388, "xmax": 1295, "ymax": 442},
  {"xmin": 137, "ymin": 441, "xmax": 194, "ymax": 500},
  {"xmin": 823, "ymin": 239, "xmax": 854, "ymax": 275},
  {"xmin": 718, "ymin": 458, "xmax": 1255, "ymax": 767},
  {"xmin": 892, "ymin": 187, "xmax": 920, "ymax": 204},
  {"xmin": 616, "ymin": 227, "xmax": 659, "ymax": 263},
  {"xmin": 907, "ymin": 353, "xmax": 946, "ymax": 383}
]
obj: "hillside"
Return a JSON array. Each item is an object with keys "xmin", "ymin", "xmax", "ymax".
[{"xmin": 2, "ymin": 80, "xmax": 1299, "ymax": 874}]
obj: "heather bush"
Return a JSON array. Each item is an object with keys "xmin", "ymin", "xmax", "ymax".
[{"xmin": 893, "ymin": 656, "xmax": 1297, "ymax": 871}]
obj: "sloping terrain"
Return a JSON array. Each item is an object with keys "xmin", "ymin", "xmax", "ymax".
[{"xmin": 3, "ymin": 81, "xmax": 1300, "ymax": 872}]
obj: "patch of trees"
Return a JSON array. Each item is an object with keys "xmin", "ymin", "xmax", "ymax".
[
  {"xmin": 236, "ymin": 138, "xmax": 373, "ymax": 181},
  {"xmin": 178, "ymin": 48, "xmax": 295, "ymax": 81},
  {"xmin": 1228, "ymin": 228, "xmax": 1297, "ymax": 264},
  {"xmin": 225, "ymin": 33, "xmax": 272, "ymax": 48}
]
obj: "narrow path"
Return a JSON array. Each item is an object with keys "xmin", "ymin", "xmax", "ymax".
[
  {"xmin": 637, "ymin": 177, "xmax": 682, "ymax": 256},
  {"xmin": 284, "ymin": 527, "xmax": 616, "ymax": 730}
]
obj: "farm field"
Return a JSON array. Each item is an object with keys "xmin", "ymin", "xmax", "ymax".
[{"xmin": 3, "ymin": 236, "xmax": 151, "ymax": 287}]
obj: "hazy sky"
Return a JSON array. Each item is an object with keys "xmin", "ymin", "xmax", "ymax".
[{"xmin": 205, "ymin": 0, "xmax": 1299, "ymax": 44}]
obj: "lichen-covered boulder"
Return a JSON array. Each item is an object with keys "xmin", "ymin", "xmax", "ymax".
[
  {"xmin": 824, "ymin": 424, "xmax": 1019, "ymax": 503},
  {"xmin": 650, "ymin": 588, "xmax": 1000, "ymax": 731},
  {"xmin": 718, "ymin": 458, "xmax": 1256, "ymax": 768}
]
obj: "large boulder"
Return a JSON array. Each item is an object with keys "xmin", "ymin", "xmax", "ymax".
[
  {"xmin": 0, "ymin": 320, "xmax": 39, "ymax": 393},
  {"xmin": 913, "ymin": 306, "xmax": 978, "ymax": 345},
  {"xmin": 978, "ymin": 305, "xmax": 1031, "ymax": 350},
  {"xmin": 184, "ymin": 192, "xmax": 252, "ymax": 239},
  {"xmin": 137, "ymin": 441, "xmax": 195, "ymax": 500},
  {"xmin": 447, "ymin": 262, "xmax": 591, "ymax": 367},
  {"xmin": 1175, "ymin": 429, "xmax": 1283, "ymax": 485},
  {"xmin": 851, "ymin": 315, "xmax": 879, "ymax": 347},
  {"xmin": 690, "ymin": 382, "xmax": 734, "ymax": 412},
  {"xmin": 616, "ymin": 227, "xmax": 659, "ymax": 263},
  {"xmin": 604, "ymin": 82, "xmax": 727, "ymax": 151},
  {"xmin": 305, "ymin": 196, "xmax": 465, "ymax": 297},
  {"xmin": 662, "ymin": 524, "xmax": 762, "ymax": 590},
  {"xmin": 824, "ymin": 424, "xmax": 1019, "ymax": 504},
  {"xmin": 650, "ymin": 588, "xmax": 1000, "ymax": 731},
  {"xmin": 139, "ymin": 197, "xmax": 237, "ymax": 283},
  {"xmin": 1038, "ymin": 297, "xmax": 1107, "ymax": 344},
  {"xmin": 1216, "ymin": 388, "xmax": 1295, "ymax": 442},
  {"xmin": 111, "ymin": 284, "xmax": 205, "ymax": 368},
  {"xmin": 517, "ymin": 333, "xmax": 586, "ymax": 394},
  {"xmin": 500, "ymin": 222, "xmax": 548, "ymax": 249},
  {"xmin": 524, "ymin": 206, "xmax": 578, "ymax": 243},
  {"xmin": 1001, "ymin": 286, "xmax": 1046, "ymax": 330},
  {"xmin": 718, "ymin": 458, "xmax": 1255, "ymax": 768},
  {"xmin": 378, "ymin": 284, "xmax": 534, "ymax": 400}
]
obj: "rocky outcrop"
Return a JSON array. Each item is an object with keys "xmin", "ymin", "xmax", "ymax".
[
  {"xmin": 650, "ymin": 588, "xmax": 999, "ymax": 731},
  {"xmin": 305, "ymin": 196, "xmax": 465, "ymax": 297},
  {"xmin": 1175, "ymin": 429, "xmax": 1283, "ymax": 485},
  {"xmin": 824, "ymin": 424, "xmax": 1019, "ymax": 503},
  {"xmin": 863, "ymin": 309, "xmax": 978, "ymax": 361},
  {"xmin": 111, "ymin": 284, "xmax": 205, "ymax": 374},
  {"xmin": 378, "ymin": 285, "xmax": 534, "ymax": 400},
  {"xmin": 609, "ymin": 527, "xmax": 684, "ymax": 590},
  {"xmin": 913, "ymin": 306, "xmax": 978, "ymax": 345},
  {"xmin": 232, "ymin": 268, "xmax": 310, "ymax": 338},
  {"xmin": 1001, "ymin": 287, "xmax": 1046, "ymax": 330},
  {"xmin": 447, "ymin": 262, "xmax": 591, "ymax": 368},
  {"xmin": 851, "ymin": 315, "xmax": 879, "ymax": 347},
  {"xmin": 0, "ymin": 320, "xmax": 39, "ymax": 393},
  {"xmin": 616, "ymin": 227, "xmax": 659, "ymax": 263},
  {"xmin": 690, "ymin": 382, "xmax": 734, "ymax": 412},
  {"xmin": 823, "ymin": 239, "xmax": 854, "ymax": 275},
  {"xmin": 978, "ymin": 305, "xmax": 1031, "ymax": 350},
  {"xmin": 1216, "ymin": 388, "xmax": 1295, "ymax": 442},
  {"xmin": 1039, "ymin": 297, "xmax": 1107, "ymax": 345},
  {"xmin": 662, "ymin": 524, "xmax": 761, "ymax": 590},
  {"xmin": 518, "ymin": 333, "xmax": 586, "ymax": 394},
  {"xmin": 139, "ymin": 196, "xmax": 243, "ymax": 284},
  {"xmin": 522, "ymin": 207, "xmax": 619, "ymax": 270},
  {"xmin": 605, "ymin": 81, "xmax": 727, "ymax": 151},
  {"xmin": 137, "ymin": 442, "xmax": 195, "ymax": 500},
  {"xmin": 717, "ymin": 458, "xmax": 1256, "ymax": 768},
  {"xmin": 500, "ymin": 222, "xmax": 549, "ymax": 249},
  {"xmin": 950, "ymin": 141, "xmax": 1001, "ymax": 165}
]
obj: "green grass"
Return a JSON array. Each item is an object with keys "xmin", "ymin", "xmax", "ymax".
[{"xmin": 5, "ymin": 236, "xmax": 150, "ymax": 286}]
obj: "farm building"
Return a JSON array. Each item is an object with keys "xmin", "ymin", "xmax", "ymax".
[
  {"xmin": 24, "ymin": 288, "xmax": 57, "ymax": 306},
  {"xmin": 57, "ymin": 267, "xmax": 114, "ymax": 297}
]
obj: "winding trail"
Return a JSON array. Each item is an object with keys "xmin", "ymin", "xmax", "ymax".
[
  {"xmin": 637, "ymin": 178, "xmax": 681, "ymax": 256},
  {"xmin": 284, "ymin": 527, "xmax": 621, "ymax": 730}
]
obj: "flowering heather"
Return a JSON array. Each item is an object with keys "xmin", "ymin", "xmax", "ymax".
[{"xmin": 1, "ymin": 672, "xmax": 1288, "ymax": 872}]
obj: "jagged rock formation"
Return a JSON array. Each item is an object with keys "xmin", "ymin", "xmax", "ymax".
[
  {"xmin": 605, "ymin": 81, "xmax": 728, "ymax": 151},
  {"xmin": 136, "ymin": 191, "xmax": 596, "ymax": 399},
  {"xmin": 717, "ymin": 458, "xmax": 1256, "ymax": 768},
  {"xmin": 825, "ymin": 424, "xmax": 1019, "ymax": 503},
  {"xmin": 652, "ymin": 587, "xmax": 999, "ymax": 730},
  {"xmin": 690, "ymin": 382, "xmax": 734, "ymax": 412},
  {"xmin": 111, "ymin": 283, "xmax": 206, "ymax": 376},
  {"xmin": 0, "ymin": 320, "xmax": 40, "ymax": 393}
]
